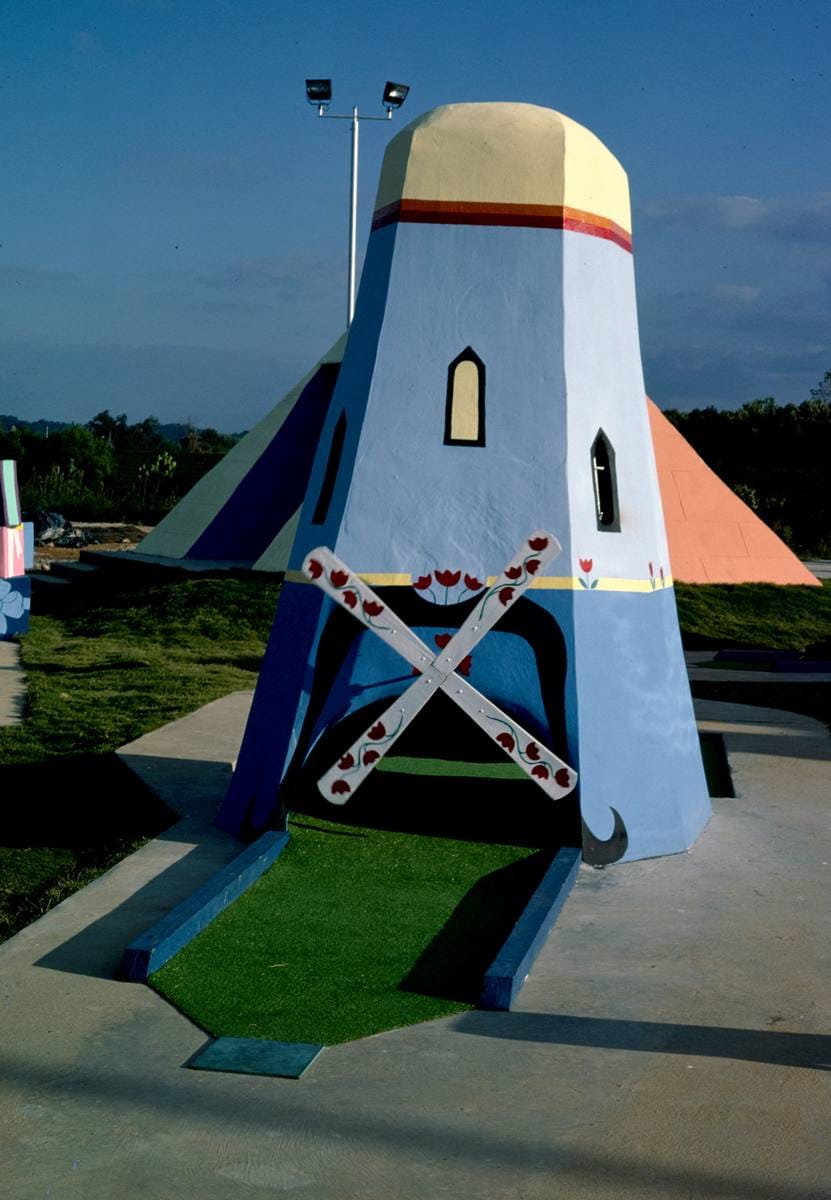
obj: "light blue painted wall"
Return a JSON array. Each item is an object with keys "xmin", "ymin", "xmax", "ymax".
[{"xmin": 222, "ymin": 214, "xmax": 711, "ymax": 860}]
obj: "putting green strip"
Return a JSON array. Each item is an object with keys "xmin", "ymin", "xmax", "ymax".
[
  {"xmin": 376, "ymin": 755, "xmax": 528, "ymax": 780},
  {"xmin": 150, "ymin": 819, "xmax": 548, "ymax": 1045}
]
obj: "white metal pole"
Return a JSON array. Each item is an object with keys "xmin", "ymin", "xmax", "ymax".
[{"xmin": 348, "ymin": 105, "xmax": 359, "ymax": 326}]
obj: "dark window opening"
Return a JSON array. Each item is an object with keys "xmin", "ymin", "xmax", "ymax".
[
  {"xmin": 312, "ymin": 410, "xmax": 347, "ymax": 525},
  {"xmin": 444, "ymin": 347, "xmax": 486, "ymax": 446},
  {"xmin": 591, "ymin": 430, "xmax": 620, "ymax": 531}
]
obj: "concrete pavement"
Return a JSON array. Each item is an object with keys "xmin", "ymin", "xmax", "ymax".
[{"xmin": 0, "ymin": 691, "xmax": 829, "ymax": 1199}]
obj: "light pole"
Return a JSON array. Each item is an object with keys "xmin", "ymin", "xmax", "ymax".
[{"xmin": 306, "ymin": 80, "xmax": 410, "ymax": 327}]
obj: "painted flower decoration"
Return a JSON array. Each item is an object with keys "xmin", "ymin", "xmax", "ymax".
[
  {"xmin": 413, "ymin": 574, "xmax": 433, "ymax": 590},
  {"xmin": 0, "ymin": 580, "xmax": 24, "ymax": 636},
  {"xmin": 529, "ymin": 536, "xmax": 549, "ymax": 552},
  {"xmin": 578, "ymin": 557, "xmax": 598, "ymax": 590},
  {"xmin": 463, "ymin": 573, "xmax": 484, "ymax": 592},
  {"xmin": 435, "ymin": 569, "xmax": 461, "ymax": 588}
]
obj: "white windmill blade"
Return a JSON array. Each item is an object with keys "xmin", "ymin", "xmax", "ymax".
[
  {"xmin": 318, "ymin": 662, "xmax": 449, "ymax": 803},
  {"xmin": 437, "ymin": 675, "xmax": 577, "ymax": 801},
  {"xmin": 303, "ymin": 546, "xmax": 430, "ymax": 671},
  {"xmin": 423, "ymin": 530, "xmax": 560, "ymax": 674},
  {"xmin": 312, "ymin": 532, "xmax": 575, "ymax": 804}
]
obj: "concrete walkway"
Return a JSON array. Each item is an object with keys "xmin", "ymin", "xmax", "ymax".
[
  {"xmin": 0, "ymin": 639, "xmax": 25, "ymax": 726},
  {"xmin": 1, "ymin": 692, "xmax": 829, "ymax": 1199}
]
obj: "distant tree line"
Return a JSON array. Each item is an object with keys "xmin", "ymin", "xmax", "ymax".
[
  {"xmin": 663, "ymin": 371, "xmax": 831, "ymax": 559},
  {"xmin": 0, "ymin": 410, "xmax": 243, "ymax": 524}
]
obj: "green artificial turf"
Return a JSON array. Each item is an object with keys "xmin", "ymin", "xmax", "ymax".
[
  {"xmin": 0, "ymin": 573, "xmax": 280, "ymax": 942},
  {"xmin": 378, "ymin": 755, "xmax": 527, "ymax": 779},
  {"xmin": 151, "ymin": 817, "xmax": 551, "ymax": 1045}
]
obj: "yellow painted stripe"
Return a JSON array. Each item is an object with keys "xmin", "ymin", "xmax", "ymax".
[{"xmin": 285, "ymin": 569, "xmax": 674, "ymax": 593}]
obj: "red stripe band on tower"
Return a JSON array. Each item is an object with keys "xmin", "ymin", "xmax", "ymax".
[{"xmin": 372, "ymin": 199, "xmax": 633, "ymax": 253}]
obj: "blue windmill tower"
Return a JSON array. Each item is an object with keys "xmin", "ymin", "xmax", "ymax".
[{"xmin": 217, "ymin": 102, "xmax": 711, "ymax": 864}]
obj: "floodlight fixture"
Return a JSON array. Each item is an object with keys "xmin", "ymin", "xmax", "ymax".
[
  {"xmin": 382, "ymin": 81, "xmax": 409, "ymax": 112},
  {"xmin": 305, "ymin": 79, "xmax": 332, "ymax": 112},
  {"xmin": 306, "ymin": 77, "xmax": 413, "ymax": 326}
]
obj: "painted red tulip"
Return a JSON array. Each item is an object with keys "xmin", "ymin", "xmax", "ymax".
[
  {"xmin": 363, "ymin": 749, "xmax": 380, "ymax": 766},
  {"xmin": 338, "ymin": 752, "xmax": 355, "ymax": 769},
  {"xmin": 660, "ymin": 567, "xmax": 665, "ymax": 584},
  {"xmin": 434, "ymin": 633, "xmax": 452, "ymax": 649},
  {"xmin": 506, "ymin": 565, "xmax": 522, "ymax": 581},
  {"xmin": 368, "ymin": 722, "xmax": 386, "ymax": 741},
  {"xmin": 498, "ymin": 586, "xmax": 514, "ymax": 607},
  {"xmin": 363, "ymin": 600, "xmax": 384, "ymax": 617},
  {"xmin": 414, "ymin": 574, "xmax": 433, "ymax": 590},
  {"xmin": 307, "ymin": 558, "xmax": 323, "ymax": 579},
  {"xmin": 458, "ymin": 655, "xmax": 472, "ymax": 677},
  {"xmin": 529, "ymin": 536, "xmax": 548, "ymax": 552},
  {"xmin": 555, "ymin": 767, "xmax": 570, "ymax": 788},
  {"xmin": 343, "ymin": 589, "xmax": 358, "ymax": 609},
  {"xmin": 525, "ymin": 741, "xmax": 540, "ymax": 761},
  {"xmin": 435, "ymin": 569, "xmax": 461, "ymax": 587},
  {"xmin": 648, "ymin": 561, "xmax": 654, "ymax": 576},
  {"xmin": 526, "ymin": 558, "xmax": 540, "ymax": 575},
  {"xmin": 532, "ymin": 764, "xmax": 550, "ymax": 780},
  {"xmin": 464, "ymin": 573, "xmax": 484, "ymax": 591},
  {"xmin": 579, "ymin": 558, "xmax": 593, "ymax": 573},
  {"xmin": 331, "ymin": 779, "xmax": 351, "ymax": 796},
  {"xmin": 330, "ymin": 569, "xmax": 349, "ymax": 588},
  {"xmin": 496, "ymin": 732, "xmax": 515, "ymax": 753}
]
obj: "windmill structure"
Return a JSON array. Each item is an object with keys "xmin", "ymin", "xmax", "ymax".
[{"xmin": 216, "ymin": 102, "xmax": 721, "ymax": 865}]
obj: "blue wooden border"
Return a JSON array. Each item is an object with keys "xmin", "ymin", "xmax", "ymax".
[
  {"xmin": 480, "ymin": 845, "xmax": 581, "ymax": 1011},
  {"xmin": 120, "ymin": 830, "xmax": 290, "ymax": 982}
]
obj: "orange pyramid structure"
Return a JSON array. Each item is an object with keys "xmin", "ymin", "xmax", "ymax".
[{"xmin": 648, "ymin": 400, "xmax": 819, "ymax": 586}]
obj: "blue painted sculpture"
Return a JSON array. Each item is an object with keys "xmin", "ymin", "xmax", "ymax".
[{"xmin": 217, "ymin": 103, "xmax": 711, "ymax": 864}]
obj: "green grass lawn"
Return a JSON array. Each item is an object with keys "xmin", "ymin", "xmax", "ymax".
[
  {"xmin": 676, "ymin": 580, "xmax": 831, "ymax": 650},
  {"xmin": 151, "ymin": 817, "xmax": 551, "ymax": 1045},
  {"xmin": 0, "ymin": 572, "xmax": 280, "ymax": 941}
]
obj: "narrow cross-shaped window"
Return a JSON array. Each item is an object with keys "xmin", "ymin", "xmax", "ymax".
[{"xmin": 591, "ymin": 430, "xmax": 620, "ymax": 531}]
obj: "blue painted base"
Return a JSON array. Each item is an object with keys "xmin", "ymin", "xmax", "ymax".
[
  {"xmin": 0, "ymin": 574, "xmax": 30, "ymax": 640},
  {"xmin": 187, "ymin": 1036, "xmax": 324, "ymax": 1079},
  {"xmin": 480, "ymin": 845, "xmax": 581, "ymax": 1010},
  {"xmin": 121, "ymin": 830, "xmax": 289, "ymax": 982}
]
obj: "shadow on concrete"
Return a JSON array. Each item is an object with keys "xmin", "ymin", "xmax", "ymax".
[
  {"xmin": 33, "ymin": 828, "xmax": 242, "ymax": 980},
  {"xmin": 400, "ymin": 851, "xmax": 553, "ymax": 1003},
  {"xmin": 453, "ymin": 1010, "xmax": 831, "ymax": 1071},
  {"xmin": 718, "ymin": 732, "xmax": 831, "ymax": 763},
  {"xmin": 0, "ymin": 1050, "xmax": 827, "ymax": 1200}
]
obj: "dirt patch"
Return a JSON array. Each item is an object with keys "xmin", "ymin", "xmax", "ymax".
[{"xmin": 33, "ymin": 525, "xmax": 153, "ymax": 572}]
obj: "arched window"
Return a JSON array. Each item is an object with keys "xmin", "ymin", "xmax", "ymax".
[
  {"xmin": 444, "ymin": 348, "xmax": 485, "ymax": 446},
  {"xmin": 591, "ymin": 430, "xmax": 620, "ymax": 531},
  {"xmin": 312, "ymin": 410, "xmax": 346, "ymax": 525}
]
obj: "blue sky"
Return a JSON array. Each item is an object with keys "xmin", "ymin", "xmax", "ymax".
[{"xmin": 2, "ymin": 0, "xmax": 829, "ymax": 431}]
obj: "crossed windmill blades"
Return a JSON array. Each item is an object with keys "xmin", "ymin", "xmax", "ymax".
[{"xmin": 303, "ymin": 531, "xmax": 578, "ymax": 805}]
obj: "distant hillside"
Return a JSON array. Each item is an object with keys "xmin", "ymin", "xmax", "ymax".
[
  {"xmin": 0, "ymin": 414, "xmax": 73, "ymax": 436},
  {"xmin": 0, "ymin": 414, "xmax": 244, "ymax": 445}
]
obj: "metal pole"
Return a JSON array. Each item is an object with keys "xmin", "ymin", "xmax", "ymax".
[{"xmin": 348, "ymin": 105, "xmax": 359, "ymax": 326}]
